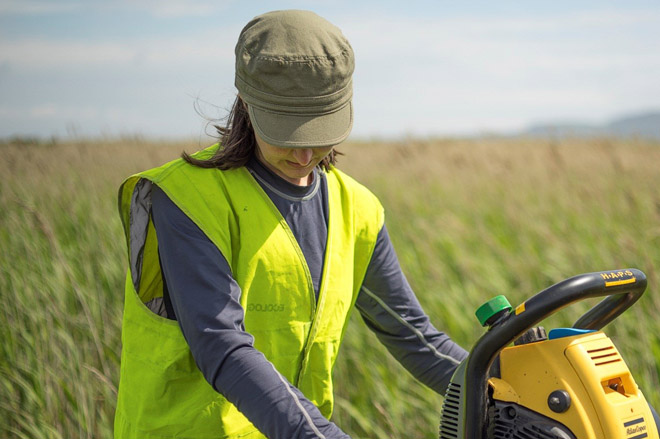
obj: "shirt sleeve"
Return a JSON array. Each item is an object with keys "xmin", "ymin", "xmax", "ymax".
[
  {"xmin": 356, "ymin": 224, "xmax": 469, "ymax": 395},
  {"xmin": 150, "ymin": 184, "xmax": 350, "ymax": 439}
]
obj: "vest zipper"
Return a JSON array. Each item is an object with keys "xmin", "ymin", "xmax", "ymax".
[
  {"xmin": 296, "ymin": 234, "xmax": 331, "ymax": 387},
  {"xmin": 294, "ymin": 248, "xmax": 320, "ymax": 386},
  {"xmin": 244, "ymin": 168, "xmax": 324, "ymax": 387},
  {"xmin": 267, "ymin": 214, "xmax": 322, "ymax": 388},
  {"xmin": 295, "ymin": 177, "xmax": 334, "ymax": 388}
]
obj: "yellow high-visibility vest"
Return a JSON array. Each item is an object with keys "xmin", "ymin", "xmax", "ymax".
[{"xmin": 114, "ymin": 145, "xmax": 384, "ymax": 438}]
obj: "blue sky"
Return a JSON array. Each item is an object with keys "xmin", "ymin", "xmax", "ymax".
[{"xmin": 1, "ymin": 0, "xmax": 659, "ymax": 139}]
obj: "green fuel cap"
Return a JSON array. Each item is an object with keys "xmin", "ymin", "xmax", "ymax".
[{"xmin": 476, "ymin": 295, "xmax": 512, "ymax": 327}]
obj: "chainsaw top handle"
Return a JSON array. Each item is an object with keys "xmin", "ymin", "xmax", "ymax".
[{"xmin": 462, "ymin": 268, "xmax": 647, "ymax": 439}]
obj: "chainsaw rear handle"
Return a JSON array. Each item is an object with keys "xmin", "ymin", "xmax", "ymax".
[{"xmin": 462, "ymin": 268, "xmax": 647, "ymax": 439}]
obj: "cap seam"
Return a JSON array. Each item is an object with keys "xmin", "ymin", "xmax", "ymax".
[
  {"xmin": 250, "ymin": 101, "xmax": 350, "ymax": 117},
  {"xmin": 242, "ymin": 48, "xmax": 352, "ymax": 63},
  {"xmin": 235, "ymin": 75, "xmax": 352, "ymax": 109}
]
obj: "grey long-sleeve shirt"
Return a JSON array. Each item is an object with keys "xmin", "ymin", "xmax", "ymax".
[{"xmin": 151, "ymin": 158, "xmax": 468, "ymax": 439}]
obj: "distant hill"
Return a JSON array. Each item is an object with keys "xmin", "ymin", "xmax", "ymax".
[{"xmin": 523, "ymin": 111, "xmax": 660, "ymax": 139}]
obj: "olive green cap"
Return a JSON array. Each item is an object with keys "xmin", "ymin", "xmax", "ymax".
[{"xmin": 235, "ymin": 10, "xmax": 354, "ymax": 148}]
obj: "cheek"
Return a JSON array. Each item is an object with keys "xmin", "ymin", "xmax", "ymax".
[
  {"xmin": 263, "ymin": 149, "xmax": 289, "ymax": 163},
  {"xmin": 315, "ymin": 149, "xmax": 333, "ymax": 160}
]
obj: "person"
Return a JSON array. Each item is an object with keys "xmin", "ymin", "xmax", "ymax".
[{"xmin": 114, "ymin": 9, "xmax": 468, "ymax": 439}]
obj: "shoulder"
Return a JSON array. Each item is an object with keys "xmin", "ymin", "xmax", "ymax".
[
  {"xmin": 326, "ymin": 166, "xmax": 383, "ymax": 213},
  {"xmin": 326, "ymin": 166, "xmax": 379, "ymax": 201},
  {"xmin": 119, "ymin": 144, "xmax": 222, "ymax": 192},
  {"xmin": 146, "ymin": 144, "xmax": 223, "ymax": 183},
  {"xmin": 326, "ymin": 166, "xmax": 385, "ymax": 235}
]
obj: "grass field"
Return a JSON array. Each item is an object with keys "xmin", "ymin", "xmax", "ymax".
[{"xmin": 1, "ymin": 135, "xmax": 659, "ymax": 438}]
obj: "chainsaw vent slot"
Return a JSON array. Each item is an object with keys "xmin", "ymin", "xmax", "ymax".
[
  {"xmin": 587, "ymin": 345, "xmax": 622, "ymax": 366},
  {"xmin": 439, "ymin": 382, "xmax": 462, "ymax": 439}
]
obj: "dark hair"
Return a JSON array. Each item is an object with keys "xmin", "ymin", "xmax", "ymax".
[{"xmin": 182, "ymin": 95, "xmax": 340, "ymax": 170}]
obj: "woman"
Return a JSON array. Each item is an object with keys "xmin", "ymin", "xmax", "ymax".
[{"xmin": 114, "ymin": 10, "xmax": 467, "ymax": 439}]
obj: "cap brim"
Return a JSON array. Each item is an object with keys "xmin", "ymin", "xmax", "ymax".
[{"xmin": 248, "ymin": 103, "xmax": 353, "ymax": 148}]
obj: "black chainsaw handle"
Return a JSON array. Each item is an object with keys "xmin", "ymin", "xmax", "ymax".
[
  {"xmin": 571, "ymin": 271, "xmax": 646, "ymax": 329},
  {"xmin": 462, "ymin": 268, "xmax": 647, "ymax": 439}
]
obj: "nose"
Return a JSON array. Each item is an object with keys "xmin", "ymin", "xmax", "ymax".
[{"xmin": 292, "ymin": 148, "xmax": 313, "ymax": 166}]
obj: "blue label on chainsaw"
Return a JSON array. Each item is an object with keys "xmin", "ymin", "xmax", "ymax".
[{"xmin": 547, "ymin": 328, "xmax": 595, "ymax": 340}]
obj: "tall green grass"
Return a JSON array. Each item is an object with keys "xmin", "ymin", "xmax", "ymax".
[{"xmin": 1, "ymin": 136, "xmax": 659, "ymax": 438}]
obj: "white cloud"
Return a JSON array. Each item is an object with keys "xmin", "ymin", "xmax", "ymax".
[
  {"xmin": 2, "ymin": 4, "xmax": 659, "ymax": 137},
  {"xmin": 0, "ymin": 0, "xmax": 235, "ymax": 17},
  {"xmin": 125, "ymin": 0, "xmax": 234, "ymax": 18},
  {"xmin": 0, "ymin": 0, "xmax": 80, "ymax": 14},
  {"xmin": 0, "ymin": 103, "xmax": 99, "ymax": 120},
  {"xmin": 0, "ymin": 33, "xmax": 236, "ymax": 71},
  {"xmin": 346, "ymin": 8, "xmax": 660, "ymax": 132},
  {"xmin": 0, "ymin": 40, "xmax": 136, "ymax": 68},
  {"xmin": 0, "ymin": 102, "xmax": 202, "ymax": 138}
]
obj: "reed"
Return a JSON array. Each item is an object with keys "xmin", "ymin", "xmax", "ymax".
[{"xmin": 2, "ymin": 136, "xmax": 659, "ymax": 438}]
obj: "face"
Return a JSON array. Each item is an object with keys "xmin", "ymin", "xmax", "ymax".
[{"xmin": 254, "ymin": 133, "xmax": 334, "ymax": 186}]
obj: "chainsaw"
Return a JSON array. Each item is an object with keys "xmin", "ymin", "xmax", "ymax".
[{"xmin": 439, "ymin": 268, "xmax": 660, "ymax": 439}]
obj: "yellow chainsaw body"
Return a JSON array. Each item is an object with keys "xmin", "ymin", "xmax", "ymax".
[{"xmin": 491, "ymin": 331, "xmax": 658, "ymax": 439}]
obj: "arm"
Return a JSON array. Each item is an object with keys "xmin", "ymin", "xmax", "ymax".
[
  {"xmin": 151, "ymin": 184, "xmax": 349, "ymax": 439},
  {"xmin": 356, "ymin": 225, "xmax": 468, "ymax": 395}
]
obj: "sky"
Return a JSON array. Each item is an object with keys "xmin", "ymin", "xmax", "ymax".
[{"xmin": 1, "ymin": 0, "xmax": 659, "ymax": 140}]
